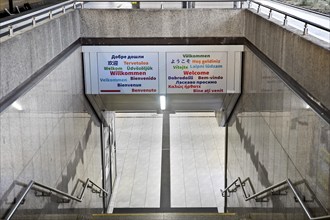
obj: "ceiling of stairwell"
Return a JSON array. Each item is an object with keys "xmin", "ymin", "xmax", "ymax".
[{"xmin": 87, "ymin": 93, "xmax": 239, "ymax": 112}]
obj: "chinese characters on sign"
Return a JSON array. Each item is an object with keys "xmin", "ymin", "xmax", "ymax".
[
  {"xmin": 166, "ymin": 52, "xmax": 227, "ymax": 93},
  {"xmin": 96, "ymin": 51, "xmax": 228, "ymax": 94}
]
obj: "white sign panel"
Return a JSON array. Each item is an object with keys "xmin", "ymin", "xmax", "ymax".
[
  {"xmin": 166, "ymin": 52, "xmax": 227, "ymax": 93},
  {"xmin": 97, "ymin": 52, "xmax": 159, "ymax": 94}
]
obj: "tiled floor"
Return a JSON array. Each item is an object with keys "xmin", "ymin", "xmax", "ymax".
[
  {"xmin": 109, "ymin": 113, "xmax": 163, "ymax": 211},
  {"xmin": 170, "ymin": 112, "xmax": 225, "ymax": 212},
  {"xmin": 109, "ymin": 112, "xmax": 225, "ymax": 212}
]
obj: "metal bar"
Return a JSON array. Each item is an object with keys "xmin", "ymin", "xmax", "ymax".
[
  {"xmin": 283, "ymin": 14, "xmax": 288, "ymax": 26},
  {"xmin": 224, "ymin": 177, "xmax": 330, "ymax": 220},
  {"xmin": 287, "ymin": 179, "xmax": 330, "ymax": 220},
  {"xmin": 245, "ymin": 178, "xmax": 256, "ymax": 195},
  {"xmin": 82, "ymin": 0, "xmax": 247, "ymax": 2},
  {"xmin": 287, "ymin": 179, "xmax": 313, "ymax": 219},
  {"xmin": 0, "ymin": 39, "xmax": 80, "ymax": 114},
  {"xmin": 238, "ymin": 177, "xmax": 249, "ymax": 198},
  {"xmin": 0, "ymin": 0, "xmax": 74, "ymax": 26},
  {"xmin": 249, "ymin": 0, "xmax": 330, "ymax": 32},
  {"xmin": 268, "ymin": 9, "xmax": 272, "ymax": 19},
  {"xmin": 311, "ymin": 215, "xmax": 330, "ymax": 219},
  {"xmin": 221, "ymin": 178, "xmax": 239, "ymax": 193},
  {"xmin": 302, "ymin": 179, "xmax": 329, "ymax": 215},
  {"xmin": 245, "ymin": 180, "xmax": 287, "ymax": 201},
  {"xmin": 5, "ymin": 181, "xmax": 34, "ymax": 220},
  {"xmin": 78, "ymin": 178, "xmax": 90, "ymax": 200},
  {"xmin": 5, "ymin": 178, "xmax": 108, "ymax": 219},
  {"xmin": 245, "ymin": 38, "xmax": 330, "ymax": 125},
  {"xmin": 303, "ymin": 23, "xmax": 308, "ymax": 35},
  {"xmin": 34, "ymin": 181, "xmax": 82, "ymax": 202},
  {"xmin": 88, "ymin": 179, "xmax": 109, "ymax": 194},
  {"xmin": 9, "ymin": 0, "xmax": 14, "ymax": 13},
  {"xmin": 0, "ymin": 1, "xmax": 82, "ymax": 37}
]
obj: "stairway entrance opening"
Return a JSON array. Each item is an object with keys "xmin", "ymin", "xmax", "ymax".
[{"xmin": 108, "ymin": 112, "xmax": 225, "ymax": 213}]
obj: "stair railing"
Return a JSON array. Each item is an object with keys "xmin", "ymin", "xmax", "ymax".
[
  {"xmin": 0, "ymin": 0, "xmax": 83, "ymax": 37},
  {"xmin": 5, "ymin": 178, "xmax": 108, "ymax": 220},
  {"xmin": 221, "ymin": 178, "xmax": 330, "ymax": 220}
]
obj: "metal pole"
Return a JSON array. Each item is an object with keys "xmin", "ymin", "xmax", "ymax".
[
  {"xmin": 9, "ymin": 0, "xmax": 14, "ymax": 13},
  {"xmin": 5, "ymin": 181, "xmax": 34, "ymax": 220}
]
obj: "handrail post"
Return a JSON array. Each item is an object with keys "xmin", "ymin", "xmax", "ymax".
[
  {"xmin": 303, "ymin": 23, "xmax": 308, "ymax": 35},
  {"xmin": 78, "ymin": 178, "xmax": 90, "ymax": 200},
  {"xmin": 8, "ymin": 25, "xmax": 14, "ymax": 36},
  {"xmin": 287, "ymin": 179, "xmax": 313, "ymax": 219},
  {"xmin": 233, "ymin": 1, "xmax": 238, "ymax": 9},
  {"xmin": 32, "ymin": 17, "xmax": 36, "ymax": 27},
  {"xmin": 257, "ymin": 4, "xmax": 261, "ymax": 13},
  {"xmin": 283, "ymin": 15, "xmax": 288, "ymax": 26},
  {"xmin": 238, "ymin": 177, "xmax": 249, "ymax": 198},
  {"xmin": 268, "ymin": 9, "xmax": 272, "ymax": 19},
  {"xmin": 221, "ymin": 177, "xmax": 330, "ymax": 219},
  {"xmin": 5, "ymin": 181, "xmax": 34, "ymax": 220}
]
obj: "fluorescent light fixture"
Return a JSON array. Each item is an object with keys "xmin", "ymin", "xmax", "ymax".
[
  {"xmin": 160, "ymin": 95, "xmax": 166, "ymax": 110},
  {"xmin": 11, "ymin": 101, "xmax": 23, "ymax": 111}
]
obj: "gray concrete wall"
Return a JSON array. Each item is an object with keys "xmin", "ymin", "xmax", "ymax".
[
  {"xmin": 0, "ymin": 48, "xmax": 103, "ymax": 218},
  {"xmin": 0, "ymin": 7, "xmax": 329, "ymax": 218},
  {"xmin": 244, "ymin": 10, "xmax": 330, "ymax": 110},
  {"xmin": 80, "ymin": 9, "xmax": 245, "ymax": 38},
  {"xmin": 227, "ymin": 47, "xmax": 330, "ymax": 218},
  {"xmin": 0, "ymin": 10, "xmax": 80, "ymax": 101}
]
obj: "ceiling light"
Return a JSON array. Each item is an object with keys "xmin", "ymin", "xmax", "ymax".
[{"xmin": 160, "ymin": 95, "xmax": 166, "ymax": 110}]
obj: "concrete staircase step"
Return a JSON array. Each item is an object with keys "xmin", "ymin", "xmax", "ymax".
[
  {"xmin": 11, "ymin": 214, "xmax": 91, "ymax": 220},
  {"xmin": 248, "ymin": 212, "xmax": 305, "ymax": 220},
  {"xmin": 9, "ymin": 212, "xmax": 306, "ymax": 220},
  {"xmin": 91, "ymin": 213, "xmax": 247, "ymax": 220}
]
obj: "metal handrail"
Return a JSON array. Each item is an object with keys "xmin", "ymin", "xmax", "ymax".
[
  {"xmin": 5, "ymin": 178, "xmax": 108, "ymax": 220},
  {"xmin": 245, "ymin": 180, "xmax": 287, "ymax": 201},
  {"xmin": 248, "ymin": 0, "xmax": 330, "ymax": 33},
  {"xmin": 221, "ymin": 177, "xmax": 256, "ymax": 198},
  {"xmin": 222, "ymin": 178, "xmax": 330, "ymax": 220},
  {"xmin": 0, "ymin": 0, "xmax": 83, "ymax": 37}
]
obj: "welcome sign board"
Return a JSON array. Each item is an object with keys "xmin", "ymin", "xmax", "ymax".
[
  {"xmin": 83, "ymin": 45, "xmax": 243, "ymax": 95},
  {"xmin": 166, "ymin": 52, "xmax": 227, "ymax": 93},
  {"xmin": 98, "ymin": 52, "xmax": 159, "ymax": 94}
]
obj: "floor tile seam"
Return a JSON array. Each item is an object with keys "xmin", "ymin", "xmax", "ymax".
[
  {"xmin": 189, "ymin": 121, "xmax": 202, "ymax": 207},
  {"xmin": 143, "ymin": 147, "xmax": 153, "ymax": 207},
  {"xmin": 151, "ymin": 117, "xmax": 162, "ymax": 147},
  {"xmin": 177, "ymin": 117, "xmax": 183, "ymax": 150},
  {"xmin": 113, "ymin": 144, "xmax": 129, "ymax": 207},
  {"xmin": 109, "ymin": 175, "xmax": 122, "ymax": 210},
  {"xmin": 194, "ymin": 118, "xmax": 214, "ymax": 207},
  {"xmin": 207, "ymin": 118, "xmax": 219, "ymax": 148},
  {"xmin": 207, "ymin": 149, "xmax": 224, "ymax": 207},
  {"xmin": 190, "ymin": 117, "xmax": 205, "ymax": 150},
  {"xmin": 128, "ymin": 146, "xmax": 140, "ymax": 207},
  {"xmin": 203, "ymin": 118, "xmax": 224, "ymax": 206},
  {"xmin": 178, "ymin": 136, "xmax": 187, "ymax": 207}
]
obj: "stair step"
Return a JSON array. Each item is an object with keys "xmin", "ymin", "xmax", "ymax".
[
  {"xmin": 92, "ymin": 213, "xmax": 247, "ymax": 220},
  {"xmin": 9, "ymin": 212, "xmax": 305, "ymax": 220},
  {"xmin": 11, "ymin": 213, "xmax": 91, "ymax": 220}
]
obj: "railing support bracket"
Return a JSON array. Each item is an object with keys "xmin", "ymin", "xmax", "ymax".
[{"xmin": 35, "ymin": 191, "xmax": 52, "ymax": 197}]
